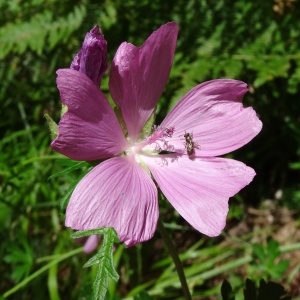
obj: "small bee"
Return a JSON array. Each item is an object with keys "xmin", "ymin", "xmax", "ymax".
[{"xmin": 184, "ymin": 132, "xmax": 200, "ymax": 158}]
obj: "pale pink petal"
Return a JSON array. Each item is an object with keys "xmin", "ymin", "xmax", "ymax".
[
  {"xmin": 65, "ymin": 156, "xmax": 159, "ymax": 247},
  {"xmin": 143, "ymin": 154, "xmax": 255, "ymax": 236},
  {"xmin": 161, "ymin": 79, "xmax": 262, "ymax": 157},
  {"xmin": 83, "ymin": 235, "xmax": 101, "ymax": 253},
  {"xmin": 51, "ymin": 69, "xmax": 128, "ymax": 160},
  {"xmin": 109, "ymin": 22, "xmax": 178, "ymax": 140}
]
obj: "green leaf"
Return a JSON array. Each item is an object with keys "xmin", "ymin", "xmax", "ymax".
[
  {"xmin": 48, "ymin": 159, "xmax": 91, "ymax": 209},
  {"xmin": 44, "ymin": 114, "xmax": 58, "ymax": 139},
  {"xmin": 134, "ymin": 291, "xmax": 153, "ymax": 300},
  {"xmin": 49, "ymin": 161, "xmax": 89, "ymax": 179},
  {"xmin": 4, "ymin": 237, "xmax": 33, "ymax": 282},
  {"xmin": 71, "ymin": 228, "xmax": 120, "ymax": 300},
  {"xmin": 93, "ymin": 229, "xmax": 120, "ymax": 299},
  {"xmin": 266, "ymin": 239, "xmax": 280, "ymax": 263},
  {"xmin": 141, "ymin": 110, "xmax": 156, "ymax": 138},
  {"xmin": 252, "ymin": 244, "xmax": 265, "ymax": 262},
  {"xmin": 59, "ymin": 173, "xmax": 88, "ymax": 210},
  {"xmin": 70, "ymin": 228, "xmax": 119, "ymax": 242}
]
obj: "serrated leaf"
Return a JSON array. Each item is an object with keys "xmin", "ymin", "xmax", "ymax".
[
  {"xmin": 83, "ymin": 255, "xmax": 101, "ymax": 268},
  {"xmin": 90, "ymin": 228, "xmax": 120, "ymax": 300},
  {"xmin": 70, "ymin": 228, "xmax": 119, "ymax": 242},
  {"xmin": 70, "ymin": 227, "xmax": 120, "ymax": 299},
  {"xmin": 93, "ymin": 270, "xmax": 109, "ymax": 300}
]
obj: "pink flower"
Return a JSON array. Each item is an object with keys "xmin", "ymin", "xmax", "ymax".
[{"xmin": 51, "ymin": 22, "xmax": 262, "ymax": 247}]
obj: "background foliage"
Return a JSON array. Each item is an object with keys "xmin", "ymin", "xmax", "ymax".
[{"xmin": 1, "ymin": 0, "xmax": 300, "ymax": 299}]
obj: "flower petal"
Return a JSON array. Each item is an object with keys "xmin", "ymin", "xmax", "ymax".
[
  {"xmin": 65, "ymin": 156, "xmax": 159, "ymax": 247},
  {"xmin": 109, "ymin": 22, "xmax": 178, "ymax": 140},
  {"xmin": 143, "ymin": 154, "xmax": 255, "ymax": 236},
  {"xmin": 51, "ymin": 69, "xmax": 128, "ymax": 160},
  {"xmin": 161, "ymin": 79, "xmax": 262, "ymax": 157}
]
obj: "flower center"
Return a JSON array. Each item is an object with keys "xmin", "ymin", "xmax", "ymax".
[{"xmin": 125, "ymin": 126, "xmax": 175, "ymax": 162}]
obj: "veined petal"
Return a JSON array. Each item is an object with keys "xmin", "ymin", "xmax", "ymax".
[
  {"xmin": 51, "ymin": 69, "xmax": 128, "ymax": 160},
  {"xmin": 109, "ymin": 22, "xmax": 178, "ymax": 140},
  {"xmin": 65, "ymin": 156, "xmax": 159, "ymax": 247},
  {"xmin": 143, "ymin": 155, "xmax": 255, "ymax": 236},
  {"xmin": 161, "ymin": 79, "xmax": 262, "ymax": 157}
]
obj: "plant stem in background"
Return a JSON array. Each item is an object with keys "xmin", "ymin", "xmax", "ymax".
[{"xmin": 157, "ymin": 219, "xmax": 192, "ymax": 300}]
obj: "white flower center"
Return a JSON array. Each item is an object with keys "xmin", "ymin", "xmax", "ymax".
[{"xmin": 125, "ymin": 126, "xmax": 175, "ymax": 163}]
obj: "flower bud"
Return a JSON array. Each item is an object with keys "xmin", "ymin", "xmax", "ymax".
[{"xmin": 70, "ymin": 25, "xmax": 107, "ymax": 87}]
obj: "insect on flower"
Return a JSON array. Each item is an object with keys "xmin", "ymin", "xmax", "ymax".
[{"xmin": 184, "ymin": 132, "xmax": 200, "ymax": 157}]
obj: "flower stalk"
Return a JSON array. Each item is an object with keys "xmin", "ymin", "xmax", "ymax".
[{"xmin": 157, "ymin": 219, "xmax": 192, "ymax": 300}]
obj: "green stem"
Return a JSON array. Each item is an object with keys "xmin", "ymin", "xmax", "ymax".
[
  {"xmin": 157, "ymin": 219, "xmax": 192, "ymax": 300},
  {"xmin": 3, "ymin": 247, "xmax": 82, "ymax": 298}
]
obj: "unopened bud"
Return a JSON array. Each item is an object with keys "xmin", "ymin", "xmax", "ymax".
[{"xmin": 70, "ymin": 25, "xmax": 108, "ymax": 87}]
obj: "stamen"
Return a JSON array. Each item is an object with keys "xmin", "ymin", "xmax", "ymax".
[
  {"xmin": 147, "ymin": 125, "xmax": 175, "ymax": 145},
  {"xmin": 163, "ymin": 126, "xmax": 175, "ymax": 138}
]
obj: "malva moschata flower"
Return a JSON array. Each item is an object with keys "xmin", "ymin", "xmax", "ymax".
[{"xmin": 51, "ymin": 22, "xmax": 262, "ymax": 247}]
